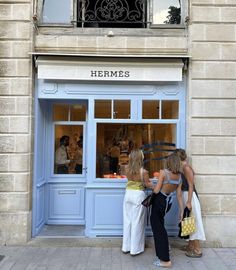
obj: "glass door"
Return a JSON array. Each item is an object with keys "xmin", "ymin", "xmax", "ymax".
[{"xmin": 46, "ymin": 102, "xmax": 87, "ymax": 225}]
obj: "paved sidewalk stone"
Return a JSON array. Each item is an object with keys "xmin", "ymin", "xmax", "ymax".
[{"xmin": 0, "ymin": 239, "xmax": 235, "ymax": 270}]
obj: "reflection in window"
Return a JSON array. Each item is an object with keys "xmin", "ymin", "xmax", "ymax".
[
  {"xmin": 53, "ymin": 104, "xmax": 86, "ymax": 121},
  {"xmin": 142, "ymin": 100, "xmax": 160, "ymax": 119},
  {"xmin": 162, "ymin": 100, "xmax": 179, "ymax": 119},
  {"xmin": 96, "ymin": 123, "xmax": 176, "ymax": 178},
  {"xmin": 54, "ymin": 125, "xmax": 84, "ymax": 174},
  {"xmin": 113, "ymin": 100, "xmax": 130, "ymax": 119},
  {"xmin": 153, "ymin": 0, "xmax": 181, "ymax": 24},
  {"xmin": 42, "ymin": 0, "xmax": 71, "ymax": 24}
]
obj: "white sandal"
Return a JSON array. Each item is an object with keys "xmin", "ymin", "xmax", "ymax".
[{"xmin": 153, "ymin": 258, "xmax": 172, "ymax": 268}]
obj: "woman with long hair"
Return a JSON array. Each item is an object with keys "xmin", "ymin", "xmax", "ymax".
[
  {"xmin": 174, "ymin": 148, "xmax": 206, "ymax": 258},
  {"xmin": 151, "ymin": 153, "xmax": 183, "ymax": 268},
  {"xmin": 122, "ymin": 149, "xmax": 153, "ymax": 256}
]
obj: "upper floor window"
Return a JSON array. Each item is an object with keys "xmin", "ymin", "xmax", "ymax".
[{"xmin": 40, "ymin": 0, "xmax": 184, "ymax": 27}]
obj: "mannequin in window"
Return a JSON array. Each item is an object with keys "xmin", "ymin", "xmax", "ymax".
[{"xmin": 55, "ymin": 135, "xmax": 70, "ymax": 174}]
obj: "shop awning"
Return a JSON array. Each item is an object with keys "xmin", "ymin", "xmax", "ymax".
[{"xmin": 36, "ymin": 56, "xmax": 185, "ymax": 82}]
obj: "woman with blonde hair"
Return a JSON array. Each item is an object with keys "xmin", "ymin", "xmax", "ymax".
[
  {"xmin": 151, "ymin": 153, "xmax": 183, "ymax": 268},
  {"xmin": 122, "ymin": 149, "xmax": 154, "ymax": 256}
]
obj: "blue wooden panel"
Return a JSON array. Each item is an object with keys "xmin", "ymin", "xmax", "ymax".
[
  {"xmin": 35, "ymin": 183, "xmax": 46, "ymax": 234},
  {"xmin": 32, "ymin": 99, "xmax": 47, "ymax": 236},
  {"xmin": 94, "ymin": 193, "xmax": 124, "ymax": 227},
  {"xmin": 85, "ymin": 188, "xmax": 125, "ymax": 236},
  {"xmin": 47, "ymin": 184, "xmax": 85, "ymax": 224}
]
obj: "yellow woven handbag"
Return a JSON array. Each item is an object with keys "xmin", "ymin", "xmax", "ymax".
[{"xmin": 181, "ymin": 216, "xmax": 196, "ymax": 237}]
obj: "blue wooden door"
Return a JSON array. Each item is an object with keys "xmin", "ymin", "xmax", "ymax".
[
  {"xmin": 45, "ymin": 103, "xmax": 87, "ymax": 225},
  {"xmin": 33, "ymin": 101, "xmax": 87, "ymax": 235}
]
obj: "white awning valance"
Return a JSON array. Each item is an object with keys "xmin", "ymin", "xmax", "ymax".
[{"xmin": 36, "ymin": 56, "xmax": 184, "ymax": 82}]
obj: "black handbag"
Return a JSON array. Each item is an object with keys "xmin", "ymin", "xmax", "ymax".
[{"xmin": 142, "ymin": 192, "xmax": 154, "ymax": 207}]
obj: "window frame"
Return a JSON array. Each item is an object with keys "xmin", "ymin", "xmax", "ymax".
[
  {"xmin": 36, "ymin": 0, "xmax": 188, "ymax": 28},
  {"xmin": 93, "ymin": 97, "xmax": 181, "ymax": 182}
]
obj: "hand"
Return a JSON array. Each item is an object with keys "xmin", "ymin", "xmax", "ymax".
[
  {"xmin": 179, "ymin": 212, "xmax": 183, "ymax": 223},
  {"xmin": 186, "ymin": 201, "xmax": 192, "ymax": 210}
]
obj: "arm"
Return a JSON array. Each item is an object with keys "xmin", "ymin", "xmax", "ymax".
[
  {"xmin": 143, "ymin": 170, "xmax": 154, "ymax": 189},
  {"xmin": 183, "ymin": 166, "xmax": 194, "ymax": 210},
  {"xmin": 153, "ymin": 170, "xmax": 165, "ymax": 194},
  {"xmin": 176, "ymin": 183, "xmax": 184, "ymax": 221}
]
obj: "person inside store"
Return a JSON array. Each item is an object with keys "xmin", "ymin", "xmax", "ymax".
[
  {"xmin": 151, "ymin": 153, "xmax": 183, "ymax": 268},
  {"xmin": 174, "ymin": 148, "xmax": 206, "ymax": 258},
  {"xmin": 109, "ymin": 140, "xmax": 120, "ymax": 174},
  {"xmin": 55, "ymin": 135, "xmax": 70, "ymax": 174},
  {"xmin": 74, "ymin": 140, "xmax": 83, "ymax": 174},
  {"xmin": 122, "ymin": 149, "xmax": 154, "ymax": 256}
]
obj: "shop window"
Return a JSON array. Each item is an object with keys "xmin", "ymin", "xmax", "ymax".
[
  {"xmin": 95, "ymin": 100, "xmax": 130, "ymax": 119},
  {"xmin": 142, "ymin": 100, "xmax": 160, "ymax": 119},
  {"xmin": 96, "ymin": 123, "xmax": 176, "ymax": 179},
  {"xmin": 40, "ymin": 0, "xmax": 184, "ymax": 27},
  {"xmin": 162, "ymin": 100, "xmax": 179, "ymax": 119},
  {"xmin": 53, "ymin": 104, "xmax": 86, "ymax": 121},
  {"xmin": 54, "ymin": 125, "xmax": 84, "ymax": 174}
]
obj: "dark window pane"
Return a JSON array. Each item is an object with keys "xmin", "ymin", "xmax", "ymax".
[
  {"xmin": 162, "ymin": 100, "xmax": 179, "ymax": 119},
  {"xmin": 95, "ymin": 100, "xmax": 112, "ymax": 118},
  {"xmin": 142, "ymin": 100, "xmax": 160, "ymax": 119},
  {"xmin": 114, "ymin": 100, "xmax": 130, "ymax": 119},
  {"xmin": 53, "ymin": 105, "xmax": 69, "ymax": 121},
  {"xmin": 77, "ymin": 0, "xmax": 147, "ymax": 28},
  {"xmin": 71, "ymin": 105, "xmax": 86, "ymax": 121}
]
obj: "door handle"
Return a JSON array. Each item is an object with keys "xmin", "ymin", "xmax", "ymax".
[{"xmin": 83, "ymin": 167, "xmax": 87, "ymax": 174}]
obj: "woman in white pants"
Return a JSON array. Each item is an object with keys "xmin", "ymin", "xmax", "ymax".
[
  {"xmin": 175, "ymin": 148, "xmax": 206, "ymax": 258},
  {"xmin": 122, "ymin": 149, "xmax": 153, "ymax": 256}
]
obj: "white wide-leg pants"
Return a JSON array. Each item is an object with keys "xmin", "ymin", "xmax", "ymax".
[
  {"xmin": 122, "ymin": 189, "xmax": 146, "ymax": 255},
  {"xmin": 183, "ymin": 191, "xmax": 206, "ymax": 241}
]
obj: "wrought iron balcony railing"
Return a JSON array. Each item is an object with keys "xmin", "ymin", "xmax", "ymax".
[{"xmin": 76, "ymin": 0, "xmax": 149, "ymax": 28}]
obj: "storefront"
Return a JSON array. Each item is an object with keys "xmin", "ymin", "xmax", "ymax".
[{"xmin": 32, "ymin": 56, "xmax": 186, "ymax": 237}]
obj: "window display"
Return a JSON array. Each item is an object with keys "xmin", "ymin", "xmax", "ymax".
[{"xmin": 96, "ymin": 123, "xmax": 176, "ymax": 178}]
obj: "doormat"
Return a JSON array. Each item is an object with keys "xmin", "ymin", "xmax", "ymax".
[{"xmin": 0, "ymin": 255, "xmax": 5, "ymax": 262}]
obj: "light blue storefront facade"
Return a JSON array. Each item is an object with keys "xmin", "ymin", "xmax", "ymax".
[{"xmin": 32, "ymin": 56, "xmax": 186, "ymax": 238}]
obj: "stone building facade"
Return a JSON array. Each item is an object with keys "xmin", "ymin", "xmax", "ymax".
[{"xmin": 0, "ymin": 0, "xmax": 235, "ymax": 246}]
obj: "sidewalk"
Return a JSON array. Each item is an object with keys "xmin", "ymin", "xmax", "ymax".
[{"xmin": 0, "ymin": 238, "xmax": 235, "ymax": 270}]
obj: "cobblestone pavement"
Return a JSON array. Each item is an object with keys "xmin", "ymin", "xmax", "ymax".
[{"xmin": 0, "ymin": 239, "xmax": 235, "ymax": 270}]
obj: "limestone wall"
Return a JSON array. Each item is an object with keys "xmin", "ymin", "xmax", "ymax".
[
  {"xmin": 189, "ymin": 0, "xmax": 236, "ymax": 247},
  {"xmin": 0, "ymin": 0, "xmax": 33, "ymax": 244}
]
